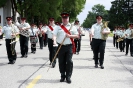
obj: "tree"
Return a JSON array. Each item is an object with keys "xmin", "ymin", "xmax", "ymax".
[
  {"xmin": 2, "ymin": 0, "xmax": 86, "ymax": 24},
  {"xmin": 82, "ymin": 4, "xmax": 109, "ymax": 28}
]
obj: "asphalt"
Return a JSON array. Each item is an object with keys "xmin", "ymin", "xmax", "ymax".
[{"xmin": 0, "ymin": 31, "xmax": 133, "ymax": 88}]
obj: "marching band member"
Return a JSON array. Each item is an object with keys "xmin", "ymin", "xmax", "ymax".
[
  {"xmin": 18, "ymin": 17, "xmax": 31, "ymax": 58},
  {"xmin": 43, "ymin": 17, "xmax": 57, "ymax": 68},
  {"xmin": 53, "ymin": 12, "xmax": 79, "ymax": 83},
  {"xmin": 115, "ymin": 26, "xmax": 120, "ymax": 49},
  {"xmin": 90, "ymin": 15, "xmax": 110, "ymax": 69},
  {"xmin": 29, "ymin": 23, "xmax": 38, "ymax": 54},
  {"xmin": 74, "ymin": 20, "xmax": 82, "ymax": 55},
  {"xmin": 113, "ymin": 26, "xmax": 117, "ymax": 47},
  {"xmin": 43, "ymin": 23, "xmax": 48, "ymax": 47},
  {"xmin": 125, "ymin": 23, "xmax": 133, "ymax": 56},
  {"xmin": 0, "ymin": 26, "xmax": 3, "ymax": 46},
  {"xmin": 38, "ymin": 23, "xmax": 44, "ymax": 49},
  {"xmin": 118, "ymin": 26, "xmax": 125, "ymax": 52},
  {"xmin": 0, "ymin": 17, "xmax": 19, "ymax": 64}
]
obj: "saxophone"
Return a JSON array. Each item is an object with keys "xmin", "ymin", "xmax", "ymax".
[{"xmin": 101, "ymin": 21, "xmax": 110, "ymax": 40}]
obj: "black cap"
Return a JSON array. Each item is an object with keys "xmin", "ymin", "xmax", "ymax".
[
  {"xmin": 61, "ymin": 12, "xmax": 69, "ymax": 18},
  {"xmin": 21, "ymin": 17, "xmax": 26, "ymax": 20},
  {"xmin": 75, "ymin": 20, "xmax": 79, "ymax": 23},
  {"xmin": 96, "ymin": 15, "xmax": 103, "ymax": 19},
  {"xmin": 49, "ymin": 17, "xmax": 54, "ymax": 21},
  {"xmin": 6, "ymin": 17, "xmax": 12, "ymax": 21}
]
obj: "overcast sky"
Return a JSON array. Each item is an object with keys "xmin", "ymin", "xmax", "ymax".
[{"xmin": 77, "ymin": 0, "xmax": 114, "ymax": 24}]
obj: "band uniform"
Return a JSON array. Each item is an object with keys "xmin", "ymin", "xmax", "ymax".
[{"xmin": 1, "ymin": 17, "xmax": 19, "ymax": 64}]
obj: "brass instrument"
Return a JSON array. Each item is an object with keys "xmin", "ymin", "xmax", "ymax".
[
  {"xmin": 130, "ymin": 29, "xmax": 133, "ymax": 38},
  {"xmin": 117, "ymin": 36, "xmax": 125, "ymax": 42},
  {"xmin": 10, "ymin": 24, "xmax": 19, "ymax": 44},
  {"xmin": 15, "ymin": 22, "xmax": 30, "ymax": 37},
  {"xmin": 101, "ymin": 21, "xmax": 110, "ymax": 40},
  {"xmin": 10, "ymin": 23, "xmax": 18, "ymax": 55}
]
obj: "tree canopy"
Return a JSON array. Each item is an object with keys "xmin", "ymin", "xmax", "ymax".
[{"xmin": 2, "ymin": 0, "xmax": 86, "ymax": 24}]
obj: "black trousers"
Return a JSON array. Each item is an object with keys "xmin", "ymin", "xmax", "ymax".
[
  {"xmin": 58, "ymin": 44, "xmax": 73, "ymax": 79},
  {"xmin": 19, "ymin": 35, "xmax": 29, "ymax": 56},
  {"xmin": 119, "ymin": 40, "xmax": 125, "ymax": 52},
  {"xmin": 31, "ymin": 44, "xmax": 36, "ymax": 52},
  {"xmin": 48, "ymin": 38, "xmax": 57, "ymax": 64},
  {"xmin": 5, "ymin": 38, "xmax": 17, "ymax": 62},
  {"xmin": 116, "ymin": 36, "xmax": 119, "ymax": 49},
  {"xmin": 43, "ymin": 34, "xmax": 48, "ymax": 46},
  {"xmin": 126, "ymin": 38, "xmax": 132, "ymax": 54},
  {"xmin": 38, "ymin": 36, "xmax": 44, "ymax": 48},
  {"xmin": 113, "ymin": 35, "xmax": 116, "ymax": 47},
  {"xmin": 74, "ymin": 38, "xmax": 81, "ymax": 52},
  {"xmin": 92, "ymin": 39, "xmax": 106, "ymax": 65}
]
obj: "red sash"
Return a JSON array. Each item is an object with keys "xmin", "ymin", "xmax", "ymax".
[
  {"xmin": 48, "ymin": 26, "xmax": 54, "ymax": 31},
  {"xmin": 60, "ymin": 25, "xmax": 76, "ymax": 53}
]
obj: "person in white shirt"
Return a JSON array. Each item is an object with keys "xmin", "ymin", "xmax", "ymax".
[
  {"xmin": 43, "ymin": 17, "xmax": 57, "ymax": 68},
  {"xmin": 53, "ymin": 12, "xmax": 79, "ymax": 83},
  {"xmin": 29, "ymin": 23, "xmax": 38, "ymax": 54},
  {"xmin": 113, "ymin": 26, "xmax": 117, "ymax": 47},
  {"xmin": 0, "ymin": 17, "xmax": 19, "ymax": 64},
  {"xmin": 90, "ymin": 15, "xmax": 110, "ymax": 69},
  {"xmin": 37, "ymin": 23, "xmax": 44, "ymax": 49},
  {"xmin": 18, "ymin": 17, "xmax": 31, "ymax": 58},
  {"xmin": 125, "ymin": 23, "xmax": 133, "ymax": 56}
]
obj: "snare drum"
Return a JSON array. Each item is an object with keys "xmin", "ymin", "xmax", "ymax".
[{"xmin": 30, "ymin": 36, "xmax": 38, "ymax": 44}]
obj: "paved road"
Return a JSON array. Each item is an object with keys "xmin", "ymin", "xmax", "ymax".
[{"xmin": 0, "ymin": 32, "xmax": 133, "ymax": 88}]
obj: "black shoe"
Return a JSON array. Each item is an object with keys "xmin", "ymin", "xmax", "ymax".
[
  {"xmin": 95, "ymin": 64, "xmax": 98, "ymax": 68},
  {"xmin": 20, "ymin": 56, "xmax": 24, "ymax": 58},
  {"xmin": 0, "ymin": 44, "xmax": 2, "ymax": 46},
  {"xmin": 66, "ymin": 78, "xmax": 71, "ymax": 84},
  {"xmin": 33, "ymin": 51, "xmax": 36, "ymax": 54},
  {"xmin": 60, "ymin": 78, "xmax": 65, "ymax": 82},
  {"xmin": 8, "ymin": 61, "xmax": 12, "ymax": 64},
  {"xmin": 77, "ymin": 52, "xmax": 79, "ymax": 55},
  {"xmin": 12, "ymin": 60, "xmax": 15, "ymax": 64},
  {"xmin": 40, "ymin": 47, "xmax": 43, "ymax": 49},
  {"xmin": 31, "ymin": 51, "xmax": 33, "ymax": 53},
  {"xmin": 125, "ymin": 53, "xmax": 128, "ymax": 56},
  {"xmin": 100, "ymin": 65, "xmax": 104, "ymax": 69},
  {"xmin": 24, "ymin": 54, "xmax": 28, "ymax": 58},
  {"xmin": 52, "ymin": 63, "xmax": 55, "ymax": 68}
]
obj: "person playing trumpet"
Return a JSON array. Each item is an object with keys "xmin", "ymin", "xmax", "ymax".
[{"xmin": 0, "ymin": 17, "xmax": 19, "ymax": 64}]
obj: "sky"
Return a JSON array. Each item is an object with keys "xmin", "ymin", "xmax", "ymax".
[{"xmin": 77, "ymin": 0, "xmax": 114, "ymax": 24}]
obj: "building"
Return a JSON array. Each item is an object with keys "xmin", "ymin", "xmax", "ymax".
[{"xmin": 0, "ymin": 1, "xmax": 20, "ymax": 27}]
